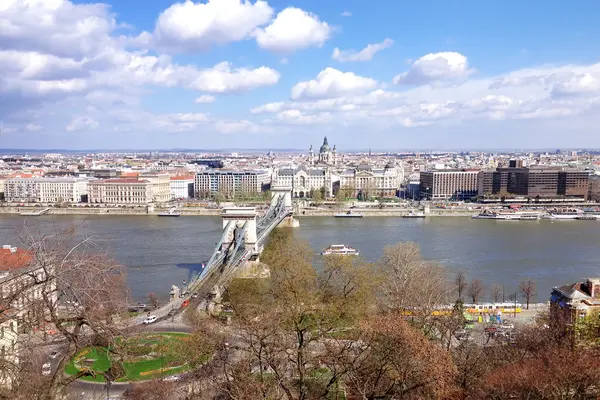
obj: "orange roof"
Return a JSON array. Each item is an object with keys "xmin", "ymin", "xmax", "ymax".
[
  {"xmin": 0, "ymin": 247, "xmax": 33, "ymax": 271},
  {"xmin": 120, "ymin": 172, "xmax": 140, "ymax": 177},
  {"xmin": 170, "ymin": 175, "xmax": 195, "ymax": 181}
]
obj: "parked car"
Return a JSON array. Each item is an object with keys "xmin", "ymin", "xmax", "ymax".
[
  {"xmin": 163, "ymin": 375, "xmax": 181, "ymax": 382},
  {"xmin": 48, "ymin": 351, "xmax": 60, "ymax": 359},
  {"xmin": 143, "ymin": 315, "xmax": 158, "ymax": 324},
  {"xmin": 167, "ymin": 309, "xmax": 177, "ymax": 317},
  {"xmin": 42, "ymin": 362, "xmax": 52, "ymax": 376},
  {"xmin": 191, "ymin": 293, "xmax": 198, "ymax": 299},
  {"xmin": 500, "ymin": 323, "xmax": 514, "ymax": 330}
]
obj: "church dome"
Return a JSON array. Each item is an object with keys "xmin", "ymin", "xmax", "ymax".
[{"xmin": 319, "ymin": 136, "xmax": 330, "ymax": 153}]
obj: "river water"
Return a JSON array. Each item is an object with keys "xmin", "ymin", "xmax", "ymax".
[{"xmin": 1, "ymin": 214, "xmax": 599, "ymax": 303}]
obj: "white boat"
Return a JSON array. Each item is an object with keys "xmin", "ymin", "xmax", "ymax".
[
  {"xmin": 543, "ymin": 209, "xmax": 583, "ymax": 220},
  {"xmin": 158, "ymin": 207, "xmax": 181, "ymax": 217},
  {"xmin": 321, "ymin": 244, "xmax": 360, "ymax": 256},
  {"xmin": 472, "ymin": 210, "xmax": 540, "ymax": 220},
  {"xmin": 403, "ymin": 210, "xmax": 426, "ymax": 218},
  {"xmin": 334, "ymin": 210, "xmax": 363, "ymax": 218}
]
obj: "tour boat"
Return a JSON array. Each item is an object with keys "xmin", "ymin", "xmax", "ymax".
[
  {"xmin": 472, "ymin": 210, "xmax": 540, "ymax": 220},
  {"xmin": 158, "ymin": 208, "xmax": 181, "ymax": 217},
  {"xmin": 403, "ymin": 210, "xmax": 426, "ymax": 218},
  {"xmin": 543, "ymin": 209, "xmax": 583, "ymax": 220},
  {"xmin": 334, "ymin": 210, "xmax": 363, "ymax": 218},
  {"xmin": 321, "ymin": 244, "xmax": 360, "ymax": 256}
]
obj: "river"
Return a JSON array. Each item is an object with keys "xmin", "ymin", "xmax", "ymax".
[{"xmin": 1, "ymin": 215, "xmax": 599, "ymax": 303}]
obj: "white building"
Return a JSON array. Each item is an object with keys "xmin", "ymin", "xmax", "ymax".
[
  {"xmin": 140, "ymin": 172, "xmax": 171, "ymax": 203},
  {"xmin": 88, "ymin": 179, "xmax": 152, "ymax": 204},
  {"xmin": 195, "ymin": 170, "xmax": 270, "ymax": 199},
  {"xmin": 339, "ymin": 161, "xmax": 403, "ymax": 198},
  {"xmin": 170, "ymin": 176, "xmax": 195, "ymax": 199},
  {"xmin": 273, "ymin": 166, "xmax": 335, "ymax": 198},
  {"xmin": 4, "ymin": 178, "xmax": 88, "ymax": 203}
]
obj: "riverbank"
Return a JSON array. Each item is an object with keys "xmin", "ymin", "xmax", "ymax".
[{"xmin": 0, "ymin": 206, "xmax": 475, "ymax": 217}]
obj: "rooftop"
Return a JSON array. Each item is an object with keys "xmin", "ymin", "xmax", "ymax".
[{"xmin": 0, "ymin": 246, "xmax": 33, "ymax": 272}]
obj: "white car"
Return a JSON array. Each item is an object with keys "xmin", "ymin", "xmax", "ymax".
[
  {"xmin": 163, "ymin": 375, "xmax": 181, "ymax": 382},
  {"xmin": 500, "ymin": 323, "xmax": 514, "ymax": 330},
  {"xmin": 143, "ymin": 315, "xmax": 157, "ymax": 324},
  {"xmin": 42, "ymin": 362, "xmax": 52, "ymax": 376}
]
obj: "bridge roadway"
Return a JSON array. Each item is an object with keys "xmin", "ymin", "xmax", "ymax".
[{"xmin": 133, "ymin": 194, "xmax": 291, "ymax": 325}]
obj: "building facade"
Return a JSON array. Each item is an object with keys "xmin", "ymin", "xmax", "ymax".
[
  {"xmin": 140, "ymin": 172, "xmax": 171, "ymax": 203},
  {"xmin": 88, "ymin": 179, "xmax": 152, "ymax": 204},
  {"xmin": 195, "ymin": 170, "xmax": 270, "ymax": 199},
  {"xmin": 308, "ymin": 137, "xmax": 338, "ymax": 166},
  {"xmin": 589, "ymin": 175, "xmax": 600, "ymax": 202},
  {"xmin": 339, "ymin": 161, "xmax": 402, "ymax": 198},
  {"xmin": 170, "ymin": 176, "xmax": 195, "ymax": 199},
  {"xmin": 478, "ymin": 166, "xmax": 590, "ymax": 200},
  {"xmin": 5, "ymin": 178, "xmax": 88, "ymax": 203},
  {"xmin": 419, "ymin": 170, "xmax": 479, "ymax": 200},
  {"xmin": 551, "ymin": 278, "xmax": 600, "ymax": 323},
  {"xmin": 274, "ymin": 167, "xmax": 334, "ymax": 198}
]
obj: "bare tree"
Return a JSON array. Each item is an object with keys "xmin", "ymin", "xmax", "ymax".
[
  {"xmin": 454, "ymin": 270, "xmax": 467, "ymax": 301},
  {"xmin": 490, "ymin": 284, "xmax": 503, "ymax": 303},
  {"xmin": 147, "ymin": 292, "xmax": 159, "ymax": 309},
  {"xmin": 519, "ymin": 280, "xmax": 537, "ymax": 310},
  {"xmin": 1, "ymin": 225, "xmax": 129, "ymax": 400},
  {"xmin": 468, "ymin": 279, "xmax": 484, "ymax": 304}
]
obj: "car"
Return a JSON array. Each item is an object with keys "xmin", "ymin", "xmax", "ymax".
[
  {"xmin": 191, "ymin": 293, "xmax": 198, "ymax": 299},
  {"xmin": 163, "ymin": 375, "xmax": 181, "ymax": 382},
  {"xmin": 500, "ymin": 323, "xmax": 515, "ymax": 330},
  {"xmin": 41, "ymin": 362, "xmax": 52, "ymax": 376},
  {"xmin": 167, "ymin": 309, "xmax": 177, "ymax": 317},
  {"xmin": 143, "ymin": 315, "xmax": 157, "ymax": 324},
  {"xmin": 48, "ymin": 351, "xmax": 60, "ymax": 359}
]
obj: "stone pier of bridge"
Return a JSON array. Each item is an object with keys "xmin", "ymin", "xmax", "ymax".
[{"xmin": 270, "ymin": 185, "xmax": 299, "ymax": 228}]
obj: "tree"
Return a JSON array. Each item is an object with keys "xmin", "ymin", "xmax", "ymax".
[
  {"xmin": 2, "ymin": 225, "xmax": 129, "ymax": 400},
  {"xmin": 377, "ymin": 242, "xmax": 451, "ymax": 322},
  {"xmin": 340, "ymin": 314, "xmax": 457, "ymax": 399},
  {"xmin": 148, "ymin": 292, "xmax": 159, "ymax": 309},
  {"xmin": 490, "ymin": 283, "xmax": 502, "ymax": 303},
  {"xmin": 454, "ymin": 270, "xmax": 467, "ymax": 301},
  {"xmin": 468, "ymin": 279, "xmax": 484, "ymax": 304},
  {"xmin": 519, "ymin": 279, "xmax": 536, "ymax": 310},
  {"xmin": 319, "ymin": 185, "xmax": 326, "ymax": 200},
  {"xmin": 311, "ymin": 188, "xmax": 322, "ymax": 202}
]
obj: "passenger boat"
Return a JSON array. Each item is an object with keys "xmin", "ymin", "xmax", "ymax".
[
  {"xmin": 543, "ymin": 208, "xmax": 583, "ymax": 220},
  {"xmin": 334, "ymin": 210, "xmax": 363, "ymax": 218},
  {"xmin": 321, "ymin": 244, "xmax": 360, "ymax": 256},
  {"xmin": 158, "ymin": 207, "xmax": 181, "ymax": 217},
  {"xmin": 403, "ymin": 210, "xmax": 426, "ymax": 218},
  {"xmin": 472, "ymin": 210, "xmax": 540, "ymax": 220}
]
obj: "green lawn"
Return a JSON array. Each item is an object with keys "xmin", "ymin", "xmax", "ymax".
[{"xmin": 65, "ymin": 332, "xmax": 192, "ymax": 382}]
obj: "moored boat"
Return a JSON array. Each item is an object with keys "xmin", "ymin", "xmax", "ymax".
[
  {"xmin": 403, "ymin": 210, "xmax": 426, "ymax": 218},
  {"xmin": 334, "ymin": 210, "xmax": 363, "ymax": 218}
]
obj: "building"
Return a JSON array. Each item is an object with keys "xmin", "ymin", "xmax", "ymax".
[
  {"xmin": 551, "ymin": 278, "xmax": 600, "ymax": 323},
  {"xmin": 308, "ymin": 137, "xmax": 338, "ymax": 166},
  {"xmin": 140, "ymin": 172, "xmax": 171, "ymax": 203},
  {"xmin": 588, "ymin": 175, "xmax": 600, "ymax": 202},
  {"xmin": 0, "ymin": 245, "xmax": 56, "ymax": 385},
  {"xmin": 195, "ymin": 170, "xmax": 271, "ymax": 199},
  {"xmin": 419, "ymin": 170, "xmax": 479, "ymax": 200},
  {"xmin": 274, "ymin": 166, "xmax": 334, "ymax": 198},
  {"xmin": 339, "ymin": 161, "xmax": 403, "ymax": 198},
  {"xmin": 88, "ymin": 179, "xmax": 152, "ymax": 204},
  {"xmin": 478, "ymin": 166, "xmax": 590, "ymax": 200},
  {"xmin": 170, "ymin": 176, "xmax": 195, "ymax": 199},
  {"xmin": 4, "ymin": 177, "xmax": 88, "ymax": 203}
]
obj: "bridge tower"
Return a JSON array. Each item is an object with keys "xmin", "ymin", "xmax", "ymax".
[
  {"xmin": 270, "ymin": 185, "xmax": 298, "ymax": 228},
  {"xmin": 221, "ymin": 207, "xmax": 258, "ymax": 253}
]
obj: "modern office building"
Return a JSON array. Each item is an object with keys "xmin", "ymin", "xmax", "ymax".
[
  {"xmin": 588, "ymin": 175, "xmax": 600, "ymax": 202},
  {"xmin": 419, "ymin": 170, "xmax": 479, "ymax": 200},
  {"xmin": 88, "ymin": 179, "xmax": 152, "ymax": 204},
  {"xmin": 195, "ymin": 170, "xmax": 270, "ymax": 199},
  {"xmin": 478, "ymin": 166, "xmax": 589, "ymax": 200}
]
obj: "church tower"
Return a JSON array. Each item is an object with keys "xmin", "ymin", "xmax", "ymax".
[{"xmin": 308, "ymin": 145, "xmax": 315, "ymax": 166}]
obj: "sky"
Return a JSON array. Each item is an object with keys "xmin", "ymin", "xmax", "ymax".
[{"xmin": 1, "ymin": 0, "xmax": 600, "ymax": 150}]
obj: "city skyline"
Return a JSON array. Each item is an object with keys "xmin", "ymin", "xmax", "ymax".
[{"xmin": 2, "ymin": 0, "xmax": 600, "ymax": 150}]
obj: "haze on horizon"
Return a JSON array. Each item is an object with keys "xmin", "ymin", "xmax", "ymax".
[{"xmin": 1, "ymin": 0, "xmax": 600, "ymax": 150}]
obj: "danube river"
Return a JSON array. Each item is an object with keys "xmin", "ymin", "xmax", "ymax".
[{"xmin": 1, "ymin": 215, "xmax": 600, "ymax": 303}]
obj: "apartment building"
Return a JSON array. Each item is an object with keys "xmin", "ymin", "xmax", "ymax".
[
  {"xmin": 419, "ymin": 170, "xmax": 479, "ymax": 200},
  {"xmin": 4, "ymin": 178, "xmax": 88, "ymax": 203},
  {"xmin": 195, "ymin": 170, "xmax": 270, "ymax": 199},
  {"xmin": 478, "ymin": 166, "xmax": 590, "ymax": 200},
  {"xmin": 589, "ymin": 175, "xmax": 600, "ymax": 202},
  {"xmin": 88, "ymin": 179, "xmax": 152, "ymax": 204},
  {"xmin": 170, "ymin": 176, "xmax": 195, "ymax": 199}
]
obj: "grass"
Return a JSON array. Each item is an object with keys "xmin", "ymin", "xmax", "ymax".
[{"xmin": 65, "ymin": 332, "xmax": 191, "ymax": 382}]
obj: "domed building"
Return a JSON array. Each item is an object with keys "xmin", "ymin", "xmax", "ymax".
[{"xmin": 309, "ymin": 136, "xmax": 337, "ymax": 166}]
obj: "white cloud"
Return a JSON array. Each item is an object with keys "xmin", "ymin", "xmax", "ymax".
[
  {"xmin": 25, "ymin": 123, "xmax": 42, "ymax": 131},
  {"xmin": 195, "ymin": 95, "xmax": 216, "ymax": 104},
  {"xmin": 393, "ymin": 52, "xmax": 474, "ymax": 85},
  {"xmin": 551, "ymin": 73, "xmax": 600, "ymax": 96},
  {"xmin": 152, "ymin": 0, "xmax": 273, "ymax": 53},
  {"xmin": 65, "ymin": 116, "xmax": 98, "ymax": 132},
  {"xmin": 291, "ymin": 67, "xmax": 378, "ymax": 100},
  {"xmin": 253, "ymin": 7, "xmax": 331, "ymax": 53},
  {"xmin": 187, "ymin": 62, "xmax": 280, "ymax": 93},
  {"xmin": 153, "ymin": 112, "xmax": 209, "ymax": 132},
  {"xmin": 275, "ymin": 109, "xmax": 331, "ymax": 124},
  {"xmin": 332, "ymin": 38, "xmax": 394, "ymax": 62},
  {"xmin": 280, "ymin": 58, "xmax": 289, "ymax": 64},
  {"xmin": 215, "ymin": 120, "xmax": 260, "ymax": 134},
  {"xmin": 341, "ymin": 11, "xmax": 352, "ymax": 17}
]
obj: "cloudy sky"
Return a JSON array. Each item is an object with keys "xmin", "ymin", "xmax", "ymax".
[{"xmin": 1, "ymin": 0, "xmax": 600, "ymax": 150}]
